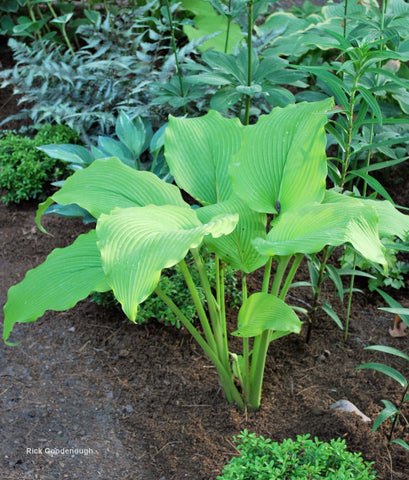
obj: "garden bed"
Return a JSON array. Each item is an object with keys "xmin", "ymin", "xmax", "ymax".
[
  {"xmin": 1, "ymin": 25, "xmax": 409, "ymax": 480},
  {"xmin": 1, "ymin": 198, "xmax": 409, "ymax": 480}
]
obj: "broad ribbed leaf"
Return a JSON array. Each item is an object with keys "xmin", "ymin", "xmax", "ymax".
[
  {"xmin": 51, "ymin": 157, "xmax": 187, "ymax": 219},
  {"xmin": 38, "ymin": 144, "xmax": 93, "ymax": 167},
  {"xmin": 232, "ymin": 292, "xmax": 301, "ymax": 338},
  {"xmin": 97, "ymin": 137, "xmax": 134, "ymax": 167},
  {"xmin": 115, "ymin": 111, "xmax": 145, "ymax": 158},
  {"xmin": 96, "ymin": 205, "xmax": 238, "ymax": 321},
  {"xmin": 180, "ymin": 0, "xmax": 244, "ymax": 53},
  {"xmin": 253, "ymin": 202, "xmax": 386, "ymax": 265},
  {"xmin": 165, "ymin": 110, "xmax": 244, "ymax": 205},
  {"xmin": 324, "ymin": 190, "xmax": 409, "ymax": 240},
  {"xmin": 196, "ymin": 196, "xmax": 268, "ymax": 273},
  {"xmin": 230, "ymin": 99, "xmax": 333, "ymax": 214},
  {"xmin": 3, "ymin": 230, "xmax": 109, "ymax": 344}
]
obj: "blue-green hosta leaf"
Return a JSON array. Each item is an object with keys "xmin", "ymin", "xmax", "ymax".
[
  {"xmin": 3, "ymin": 230, "xmax": 109, "ymax": 344},
  {"xmin": 324, "ymin": 190, "xmax": 409, "ymax": 240},
  {"xmin": 232, "ymin": 292, "xmax": 302, "ymax": 338},
  {"xmin": 230, "ymin": 99, "xmax": 333, "ymax": 214},
  {"xmin": 253, "ymin": 202, "xmax": 386, "ymax": 265},
  {"xmin": 165, "ymin": 110, "xmax": 244, "ymax": 205},
  {"xmin": 97, "ymin": 136, "xmax": 134, "ymax": 167},
  {"xmin": 115, "ymin": 111, "xmax": 145, "ymax": 158},
  {"xmin": 96, "ymin": 205, "xmax": 238, "ymax": 321},
  {"xmin": 50, "ymin": 157, "xmax": 187, "ymax": 219},
  {"xmin": 38, "ymin": 144, "xmax": 93, "ymax": 167},
  {"xmin": 196, "ymin": 196, "xmax": 268, "ymax": 273}
]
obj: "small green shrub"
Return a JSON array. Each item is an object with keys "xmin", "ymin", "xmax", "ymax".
[
  {"xmin": 218, "ymin": 431, "xmax": 378, "ymax": 480},
  {"xmin": 0, "ymin": 124, "xmax": 78, "ymax": 204},
  {"xmin": 91, "ymin": 251, "xmax": 241, "ymax": 328}
]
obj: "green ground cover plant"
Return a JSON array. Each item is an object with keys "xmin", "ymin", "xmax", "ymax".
[
  {"xmin": 0, "ymin": 123, "xmax": 78, "ymax": 204},
  {"xmin": 4, "ymin": 99, "xmax": 409, "ymax": 410},
  {"xmin": 218, "ymin": 431, "xmax": 378, "ymax": 479}
]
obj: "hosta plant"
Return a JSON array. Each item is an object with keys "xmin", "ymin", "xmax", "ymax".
[{"xmin": 4, "ymin": 99, "xmax": 409, "ymax": 410}]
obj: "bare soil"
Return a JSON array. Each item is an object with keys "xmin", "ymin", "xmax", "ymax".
[{"xmin": 1, "ymin": 30, "xmax": 409, "ymax": 480}]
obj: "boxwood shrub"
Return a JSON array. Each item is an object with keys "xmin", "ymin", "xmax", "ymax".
[
  {"xmin": 0, "ymin": 123, "xmax": 78, "ymax": 204},
  {"xmin": 218, "ymin": 431, "xmax": 378, "ymax": 479}
]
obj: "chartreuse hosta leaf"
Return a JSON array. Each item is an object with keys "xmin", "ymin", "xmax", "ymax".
[
  {"xmin": 96, "ymin": 205, "xmax": 238, "ymax": 321},
  {"xmin": 196, "ymin": 196, "xmax": 268, "ymax": 273},
  {"xmin": 37, "ymin": 157, "xmax": 187, "ymax": 227},
  {"xmin": 232, "ymin": 292, "xmax": 302, "ymax": 338},
  {"xmin": 3, "ymin": 230, "xmax": 109, "ymax": 344},
  {"xmin": 324, "ymin": 190, "xmax": 409, "ymax": 240},
  {"xmin": 165, "ymin": 110, "xmax": 244, "ymax": 205},
  {"xmin": 253, "ymin": 202, "xmax": 386, "ymax": 265},
  {"xmin": 230, "ymin": 98, "xmax": 333, "ymax": 214}
]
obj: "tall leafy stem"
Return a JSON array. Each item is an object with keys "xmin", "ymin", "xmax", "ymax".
[
  {"xmin": 243, "ymin": 0, "xmax": 253, "ymax": 125},
  {"xmin": 164, "ymin": 0, "xmax": 186, "ymax": 115},
  {"xmin": 300, "ymin": 0, "xmax": 409, "ymax": 341},
  {"xmin": 224, "ymin": 0, "xmax": 232, "ymax": 53},
  {"xmin": 46, "ymin": 1, "xmax": 75, "ymax": 55},
  {"xmin": 341, "ymin": 0, "xmax": 388, "ymax": 341}
]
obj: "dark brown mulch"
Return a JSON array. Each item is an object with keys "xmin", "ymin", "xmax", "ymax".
[{"xmin": 1, "ymin": 28, "xmax": 409, "ymax": 480}]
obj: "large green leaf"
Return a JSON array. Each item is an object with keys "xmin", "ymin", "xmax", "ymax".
[
  {"xmin": 232, "ymin": 292, "xmax": 302, "ymax": 338},
  {"xmin": 324, "ymin": 190, "xmax": 409, "ymax": 240},
  {"xmin": 229, "ymin": 99, "xmax": 333, "ymax": 214},
  {"xmin": 253, "ymin": 202, "xmax": 386, "ymax": 265},
  {"xmin": 38, "ymin": 143, "xmax": 93, "ymax": 167},
  {"xmin": 3, "ymin": 230, "xmax": 109, "ymax": 344},
  {"xmin": 50, "ymin": 157, "xmax": 187, "ymax": 219},
  {"xmin": 165, "ymin": 110, "xmax": 244, "ymax": 205},
  {"xmin": 180, "ymin": 0, "xmax": 244, "ymax": 53},
  {"xmin": 196, "ymin": 196, "xmax": 268, "ymax": 273},
  {"xmin": 96, "ymin": 205, "xmax": 238, "ymax": 321}
]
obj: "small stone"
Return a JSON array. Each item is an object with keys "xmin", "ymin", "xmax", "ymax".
[
  {"xmin": 317, "ymin": 350, "xmax": 331, "ymax": 362},
  {"xmin": 330, "ymin": 399, "xmax": 371, "ymax": 423},
  {"xmin": 311, "ymin": 407, "xmax": 325, "ymax": 416}
]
